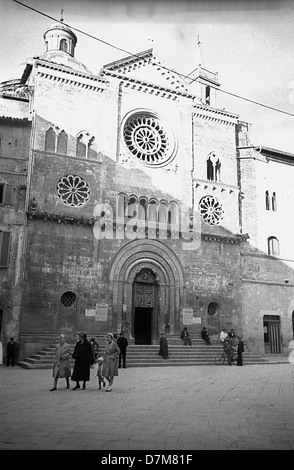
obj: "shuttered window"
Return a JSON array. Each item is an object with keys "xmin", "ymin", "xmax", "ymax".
[
  {"xmin": 0, "ymin": 231, "xmax": 11, "ymax": 267},
  {"xmin": 0, "ymin": 184, "xmax": 13, "ymax": 204}
]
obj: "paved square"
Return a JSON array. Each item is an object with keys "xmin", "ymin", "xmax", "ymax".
[{"xmin": 0, "ymin": 363, "xmax": 293, "ymax": 451}]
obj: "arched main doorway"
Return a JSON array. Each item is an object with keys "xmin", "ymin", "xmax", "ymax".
[
  {"xmin": 109, "ymin": 239, "xmax": 185, "ymax": 343},
  {"xmin": 133, "ymin": 268, "xmax": 158, "ymax": 344}
]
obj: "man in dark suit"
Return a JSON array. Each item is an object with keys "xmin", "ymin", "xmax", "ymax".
[{"xmin": 117, "ymin": 332, "xmax": 128, "ymax": 369}]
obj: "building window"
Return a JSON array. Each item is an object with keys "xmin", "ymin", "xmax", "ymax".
[
  {"xmin": 272, "ymin": 192, "xmax": 277, "ymax": 212},
  {"xmin": 123, "ymin": 111, "xmax": 177, "ymax": 167},
  {"xmin": 206, "ymin": 152, "xmax": 221, "ymax": 181},
  {"xmin": 148, "ymin": 200, "xmax": 157, "ymax": 223},
  {"xmin": 265, "ymin": 190, "xmax": 277, "ymax": 212},
  {"xmin": 45, "ymin": 127, "xmax": 56, "ymax": 152},
  {"xmin": 265, "ymin": 191, "xmax": 270, "ymax": 210},
  {"xmin": 268, "ymin": 236, "xmax": 280, "ymax": 256},
  {"xmin": 56, "ymin": 175, "xmax": 90, "ymax": 207},
  {"xmin": 205, "ymin": 86, "xmax": 211, "ymax": 105},
  {"xmin": 76, "ymin": 131, "xmax": 96, "ymax": 159},
  {"xmin": 207, "ymin": 302, "xmax": 220, "ymax": 316},
  {"xmin": 168, "ymin": 201, "xmax": 179, "ymax": 226},
  {"xmin": 0, "ymin": 231, "xmax": 11, "ymax": 268},
  {"xmin": 60, "ymin": 39, "xmax": 68, "ymax": 53},
  {"xmin": 138, "ymin": 198, "xmax": 147, "ymax": 221},
  {"xmin": 45, "ymin": 127, "xmax": 68, "ymax": 154},
  {"xmin": 199, "ymin": 195, "xmax": 224, "ymax": 225},
  {"xmin": 117, "ymin": 193, "xmax": 127, "ymax": 219},
  {"xmin": 61, "ymin": 291, "xmax": 76, "ymax": 307},
  {"xmin": 0, "ymin": 183, "xmax": 13, "ymax": 205},
  {"xmin": 56, "ymin": 130, "xmax": 68, "ymax": 154}
]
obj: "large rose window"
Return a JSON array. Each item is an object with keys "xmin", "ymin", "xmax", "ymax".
[
  {"xmin": 123, "ymin": 112, "xmax": 176, "ymax": 167},
  {"xmin": 199, "ymin": 195, "xmax": 224, "ymax": 225},
  {"xmin": 57, "ymin": 175, "xmax": 90, "ymax": 207}
]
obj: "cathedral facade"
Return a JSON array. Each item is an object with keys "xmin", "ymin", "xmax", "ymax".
[{"xmin": 1, "ymin": 21, "xmax": 293, "ymax": 361}]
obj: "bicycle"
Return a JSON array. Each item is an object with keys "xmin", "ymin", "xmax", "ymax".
[{"xmin": 214, "ymin": 349, "xmax": 237, "ymax": 365}]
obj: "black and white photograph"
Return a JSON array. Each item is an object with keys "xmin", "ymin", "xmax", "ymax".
[{"xmin": 1, "ymin": 0, "xmax": 294, "ymax": 456}]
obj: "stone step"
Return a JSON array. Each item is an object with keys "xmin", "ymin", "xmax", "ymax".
[{"xmin": 18, "ymin": 341, "xmax": 266, "ymax": 369}]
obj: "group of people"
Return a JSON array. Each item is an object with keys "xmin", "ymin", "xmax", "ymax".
[
  {"xmin": 219, "ymin": 328, "xmax": 245, "ymax": 366},
  {"xmin": 50, "ymin": 331, "xmax": 129, "ymax": 393}
]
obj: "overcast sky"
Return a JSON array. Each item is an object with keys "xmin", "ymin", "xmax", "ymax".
[{"xmin": 1, "ymin": 0, "xmax": 294, "ymax": 153}]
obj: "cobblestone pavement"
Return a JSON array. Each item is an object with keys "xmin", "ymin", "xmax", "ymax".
[{"xmin": 0, "ymin": 363, "xmax": 294, "ymax": 451}]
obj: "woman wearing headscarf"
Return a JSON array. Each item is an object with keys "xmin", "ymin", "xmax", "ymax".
[
  {"xmin": 102, "ymin": 333, "xmax": 120, "ymax": 392},
  {"xmin": 71, "ymin": 332, "xmax": 94, "ymax": 390},
  {"xmin": 50, "ymin": 334, "xmax": 71, "ymax": 391}
]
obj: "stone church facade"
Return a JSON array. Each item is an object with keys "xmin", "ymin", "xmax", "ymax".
[{"xmin": 1, "ymin": 21, "xmax": 294, "ymax": 361}]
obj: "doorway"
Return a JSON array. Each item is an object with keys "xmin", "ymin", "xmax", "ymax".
[
  {"xmin": 263, "ymin": 315, "xmax": 281, "ymax": 354},
  {"xmin": 134, "ymin": 307, "xmax": 153, "ymax": 344},
  {"xmin": 132, "ymin": 268, "xmax": 158, "ymax": 344}
]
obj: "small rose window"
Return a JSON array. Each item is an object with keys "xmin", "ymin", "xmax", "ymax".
[
  {"xmin": 199, "ymin": 195, "xmax": 224, "ymax": 225},
  {"xmin": 57, "ymin": 175, "xmax": 90, "ymax": 207}
]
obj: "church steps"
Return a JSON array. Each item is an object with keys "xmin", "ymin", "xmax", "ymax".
[{"xmin": 17, "ymin": 343, "xmax": 268, "ymax": 368}]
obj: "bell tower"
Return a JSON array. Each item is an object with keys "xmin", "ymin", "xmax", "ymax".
[
  {"xmin": 43, "ymin": 11, "xmax": 77, "ymax": 58},
  {"xmin": 188, "ymin": 36, "xmax": 220, "ymax": 108}
]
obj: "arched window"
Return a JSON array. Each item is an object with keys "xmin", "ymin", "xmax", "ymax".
[
  {"xmin": 206, "ymin": 153, "xmax": 221, "ymax": 182},
  {"xmin": 76, "ymin": 131, "xmax": 96, "ymax": 159},
  {"xmin": 76, "ymin": 133, "xmax": 87, "ymax": 158},
  {"xmin": 88, "ymin": 136, "xmax": 97, "ymax": 160},
  {"xmin": 127, "ymin": 196, "xmax": 137, "ymax": 218},
  {"xmin": 148, "ymin": 200, "xmax": 157, "ymax": 223},
  {"xmin": 268, "ymin": 236, "xmax": 280, "ymax": 256},
  {"xmin": 205, "ymin": 86, "xmax": 211, "ymax": 105},
  {"xmin": 159, "ymin": 201, "xmax": 167, "ymax": 223},
  {"xmin": 117, "ymin": 194, "xmax": 127, "ymax": 218},
  {"xmin": 56, "ymin": 130, "xmax": 68, "ymax": 154},
  {"xmin": 138, "ymin": 198, "xmax": 147, "ymax": 221},
  {"xmin": 60, "ymin": 39, "xmax": 68, "ymax": 53},
  {"xmin": 207, "ymin": 157, "xmax": 214, "ymax": 180},
  {"xmin": 272, "ymin": 192, "xmax": 277, "ymax": 212},
  {"xmin": 45, "ymin": 127, "xmax": 56, "ymax": 152},
  {"xmin": 168, "ymin": 201, "xmax": 179, "ymax": 226},
  {"xmin": 215, "ymin": 159, "xmax": 221, "ymax": 181},
  {"xmin": 265, "ymin": 191, "xmax": 270, "ymax": 210}
]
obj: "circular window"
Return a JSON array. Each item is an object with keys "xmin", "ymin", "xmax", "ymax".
[
  {"xmin": 61, "ymin": 291, "xmax": 77, "ymax": 308},
  {"xmin": 57, "ymin": 175, "xmax": 90, "ymax": 207},
  {"xmin": 199, "ymin": 195, "xmax": 224, "ymax": 225},
  {"xmin": 123, "ymin": 112, "xmax": 176, "ymax": 167},
  {"xmin": 207, "ymin": 302, "xmax": 220, "ymax": 316}
]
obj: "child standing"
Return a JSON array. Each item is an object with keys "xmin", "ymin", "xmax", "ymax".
[{"xmin": 96, "ymin": 356, "xmax": 106, "ymax": 389}]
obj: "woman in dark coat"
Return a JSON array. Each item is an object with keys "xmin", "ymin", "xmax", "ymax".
[
  {"xmin": 71, "ymin": 332, "xmax": 94, "ymax": 390},
  {"xmin": 159, "ymin": 332, "xmax": 169, "ymax": 359}
]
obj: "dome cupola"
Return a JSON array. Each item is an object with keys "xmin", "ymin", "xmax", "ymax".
[{"xmin": 43, "ymin": 15, "xmax": 77, "ymax": 58}]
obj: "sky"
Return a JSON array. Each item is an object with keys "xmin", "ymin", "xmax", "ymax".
[{"xmin": 1, "ymin": 0, "xmax": 294, "ymax": 153}]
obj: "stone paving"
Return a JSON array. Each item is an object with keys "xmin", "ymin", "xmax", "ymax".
[{"xmin": 0, "ymin": 362, "xmax": 294, "ymax": 452}]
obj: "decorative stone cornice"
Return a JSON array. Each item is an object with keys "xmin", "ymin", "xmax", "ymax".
[
  {"xmin": 101, "ymin": 69, "xmax": 194, "ymax": 101},
  {"xmin": 193, "ymin": 104, "xmax": 238, "ymax": 125},
  {"xmin": 27, "ymin": 209, "xmax": 250, "ymax": 245},
  {"xmin": 35, "ymin": 59, "xmax": 108, "ymax": 92},
  {"xmin": 201, "ymin": 233, "xmax": 250, "ymax": 244},
  {"xmin": 27, "ymin": 210, "xmax": 95, "ymax": 226}
]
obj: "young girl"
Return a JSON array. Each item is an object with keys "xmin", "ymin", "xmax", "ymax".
[{"xmin": 96, "ymin": 356, "xmax": 106, "ymax": 389}]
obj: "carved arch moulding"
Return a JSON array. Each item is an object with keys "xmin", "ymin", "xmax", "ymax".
[{"xmin": 109, "ymin": 239, "xmax": 185, "ymax": 336}]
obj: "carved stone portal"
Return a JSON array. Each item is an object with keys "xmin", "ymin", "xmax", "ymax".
[{"xmin": 109, "ymin": 239, "xmax": 185, "ymax": 344}]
